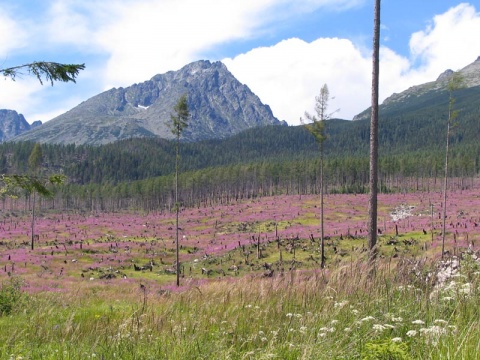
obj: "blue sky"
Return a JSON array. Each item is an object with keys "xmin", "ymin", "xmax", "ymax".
[{"xmin": 1, "ymin": 0, "xmax": 479, "ymax": 126}]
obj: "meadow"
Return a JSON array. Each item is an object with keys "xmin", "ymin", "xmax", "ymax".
[{"xmin": 0, "ymin": 183, "xmax": 479, "ymax": 359}]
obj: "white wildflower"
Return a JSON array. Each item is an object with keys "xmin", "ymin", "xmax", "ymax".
[
  {"xmin": 334, "ymin": 300, "xmax": 349, "ymax": 309},
  {"xmin": 344, "ymin": 327, "xmax": 352, "ymax": 332},
  {"xmin": 412, "ymin": 320, "xmax": 425, "ymax": 325},
  {"xmin": 392, "ymin": 337, "xmax": 402, "ymax": 343},
  {"xmin": 406, "ymin": 330, "xmax": 417, "ymax": 337},
  {"xmin": 460, "ymin": 283, "xmax": 471, "ymax": 295},
  {"xmin": 420, "ymin": 326, "xmax": 446, "ymax": 337},
  {"xmin": 360, "ymin": 316, "xmax": 375, "ymax": 322},
  {"xmin": 373, "ymin": 324, "xmax": 386, "ymax": 332},
  {"xmin": 434, "ymin": 319, "xmax": 448, "ymax": 325}
]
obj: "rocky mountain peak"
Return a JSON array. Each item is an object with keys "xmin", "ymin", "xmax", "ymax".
[
  {"xmin": 436, "ymin": 69, "xmax": 454, "ymax": 82},
  {"xmin": 10, "ymin": 60, "xmax": 285, "ymax": 145},
  {"xmin": 0, "ymin": 110, "xmax": 34, "ymax": 142}
]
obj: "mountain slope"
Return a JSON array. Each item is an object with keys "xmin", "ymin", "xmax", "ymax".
[
  {"xmin": 0, "ymin": 110, "xmax": 42, "ymax": 142},
  {"xmin": 12, "ymin": 60, "xmax": 285, "ymax": 145},
  {"xmin": 354, "ymin": 56, "xmax": 480, "ymax": 121}
]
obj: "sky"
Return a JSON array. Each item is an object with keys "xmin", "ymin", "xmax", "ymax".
[{"xmin": 0, "ymin": 0, "xmax": 479, "ymax": 126}]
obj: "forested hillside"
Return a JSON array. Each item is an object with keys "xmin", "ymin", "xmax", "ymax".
[
  {"xmin": 2, "ymin": 86, "xmax": 479, "ymax": 183},
  {"xmin": 1, "ymin": 90, "xmax": 478, "ymax": 212}
]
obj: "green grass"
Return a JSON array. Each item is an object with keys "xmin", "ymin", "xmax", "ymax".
[{"xmin": 1, "ymin": 253, "xmax": 479, "ymax": 359}]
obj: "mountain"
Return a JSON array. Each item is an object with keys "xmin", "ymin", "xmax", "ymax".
[
  {"xmin": 0, "ymin": 110, "xmax": 42, "ymax": 142},
  {"xmin": 353, "ymin": 56, "xmax": 480, "ymax": 121},
  {"xmin": 10, "ymin": 60, "xmax": 285, "ymax": 145}
]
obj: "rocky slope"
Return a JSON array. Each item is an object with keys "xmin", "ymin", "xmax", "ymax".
[
  {"xmin": 353, "ymin": 56, "xmax": 480, "ymax": 121},
  {"xmin": 11, "ymin": 60, "xmax": 286, "ymax": 145},
  {"xmin": 0, "ymin": 110, "xmax": 41, "ymax": 142}
]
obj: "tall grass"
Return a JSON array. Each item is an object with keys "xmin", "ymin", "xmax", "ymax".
[{"xmin": 0, "ymin": 254, "xmax": 478, "ymax": 359}]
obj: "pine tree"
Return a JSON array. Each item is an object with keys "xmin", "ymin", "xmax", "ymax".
[
  {"xmin": 302, "ymin": 84, "xmax": 336, "ymax": 268},
  {"xmin": 169, "ymin": 94, "xmax": 190, "ymax": 286}
]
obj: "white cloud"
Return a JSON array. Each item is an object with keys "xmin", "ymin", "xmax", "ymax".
[
  {"xmin": 45, "ymin": 1, "xmax": 98, "ymax": 47},
  {"xmin": 223, "ymin": 37, "xmax": 371, "ymax": 123},
  {"xmin": 0, "ymin": 78, "xmax": 44, "ymax": 117},
  {"xmin": 0, "ymin": 12, "xmax": 27, "ymax": 55},
  {"xmin": 94, "ymin": 0, "xmax": 367, "ymax": 88},
  {"xmin": 224, "ymin": 3, "xmax": 480, "ymax": 125},
  {"xmin": 410, "ymin": 3, "xmax": 480, "ymax": 76},
  {"xmin": 97, "ymin": 0, "xmax": 278, "ymax": 87}
]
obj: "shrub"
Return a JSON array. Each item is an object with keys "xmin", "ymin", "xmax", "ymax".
[
  {"xmin": 0, "ymin": 277, "xmax": 24, "ymax": 316},
  {"xmin": 362, "ymin": 340, "xmax": 411, "ymax": 360}
]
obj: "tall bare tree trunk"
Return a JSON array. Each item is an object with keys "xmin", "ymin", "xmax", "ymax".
[
  {"xmin": 368, "ymin": 0, "xmax": 381, "ymax": 261},
  {"xmin": 320, "ymin": 141, "xmax": 325, "ymax": 268},
  {"xmin": 31, "ymin": 192, "xmax": 36, "ymax": 250},
  {"xmin": 175, "ymin": 137, "xmax": 180, "ymax": 286},
  {"xmin": 441, "ymin": 122, "xmax": 450, "ymax": 258}
]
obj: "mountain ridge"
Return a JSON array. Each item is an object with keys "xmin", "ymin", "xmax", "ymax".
[
  {"xmin": 10, "ymin": 60, "xmax": 286, "ymax": 145},
  {"xmin": 0, "ymin": 110, "xmax": 42, "ymax": 142},
  {"xmin": 353, "ymin": 56, "xmax": 480, "ymax": 121}
]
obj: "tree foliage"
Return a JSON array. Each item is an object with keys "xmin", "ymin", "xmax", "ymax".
[
  {"xmin": 1, "ymin": 174, "xmax": 66, "ymax": 197},
  {"xmin": 169, "ymin": 94, "xmax": 189, "ymax": 138},
  {"xmin": 1, "ymin": 62, "xmax": 85, "ymax": 85},
  {"xmin": 28, "ymin": 143, "xmax": 43, "ymax": 172}
]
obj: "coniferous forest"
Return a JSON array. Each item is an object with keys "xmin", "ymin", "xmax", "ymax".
[{"xmin": 0, "ymin": 91, "xmax": 479, "ymax": 212}]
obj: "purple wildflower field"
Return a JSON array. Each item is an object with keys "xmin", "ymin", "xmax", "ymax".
[{"xmin": 1, "ymin": 182, "xmax": 479, "ymax": 294}]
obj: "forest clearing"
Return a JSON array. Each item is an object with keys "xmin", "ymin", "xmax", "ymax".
[{"xmin": 0, "ymin": 181, "xmax": 479, "ymax": 359}]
